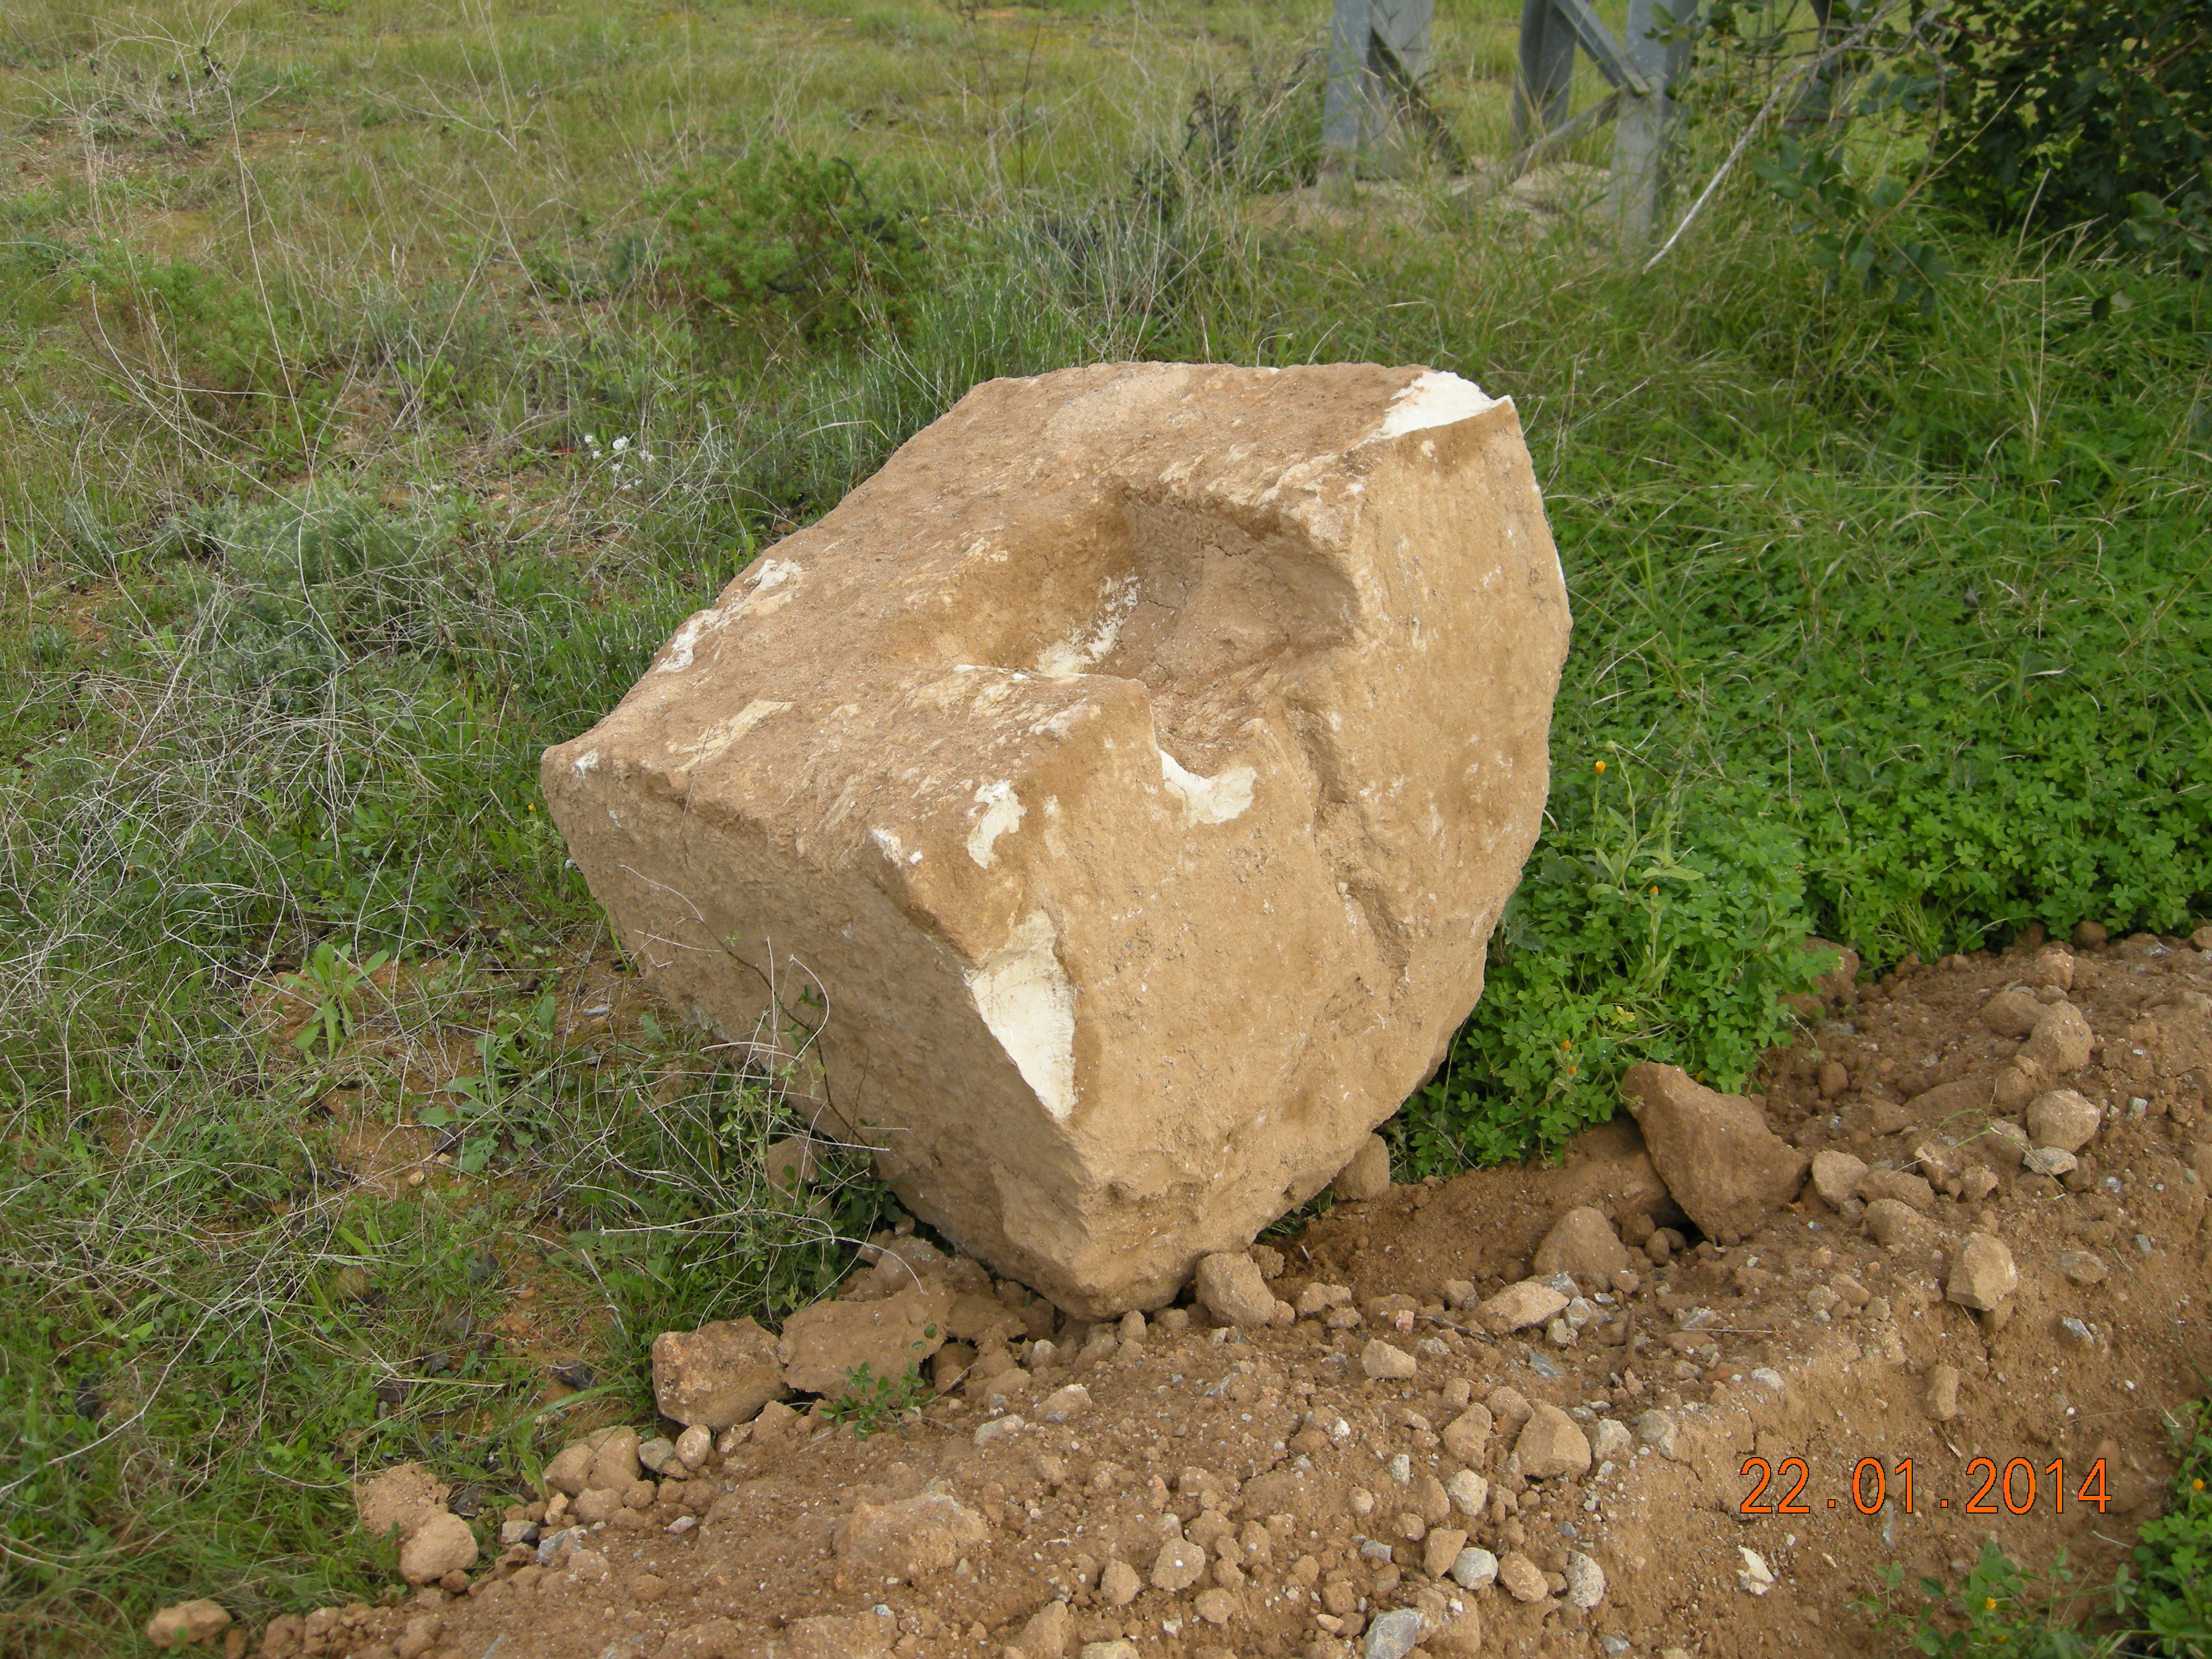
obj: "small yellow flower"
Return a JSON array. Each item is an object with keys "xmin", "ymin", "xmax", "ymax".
[
  {"xmin": 2195, "ymin": 1478, "xmax": 2206, "ymax": 1491},
  {"xmin": 1594, "ymin": 760, "xmax": 1606, "ymax": 774},
  {"xmin": 1985, "ymin": 1598, "xmax": 1998, "ymax": 1611}
]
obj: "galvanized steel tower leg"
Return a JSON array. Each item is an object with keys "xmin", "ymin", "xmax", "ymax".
[
  {"xmin": 1608, "ymin": 0, "xmax": 1697, "ymax": 239},
  {"xmin": 1324, "ymin": 0, "xmax": 1437, "ymax": 170},
  {"xmin": 1511, "ymin": 0, "xmax": 1576, "ymax": 147}
]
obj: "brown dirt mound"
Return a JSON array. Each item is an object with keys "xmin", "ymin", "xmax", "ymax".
[{"xmin": 259, "ymin": 932, "xmax": 2212, "ymax": 1659}]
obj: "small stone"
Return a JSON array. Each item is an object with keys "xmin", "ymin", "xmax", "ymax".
[
  {"xmin": 586, "ymin": 1428, "xmax": 641, "ymax": 1493},
  {"xmin": 2024, "ymin": 1146, "xmax": 2078, "ymax": 1176},
  {"xmin": 637, "ymin": 1436, "xmax": 679, "ymax": 1475},
  {"xmin": 2058, "ymin": 1250, "xmax": 2107, "ymax": 1286},
  {"xmin": 1333, "ymin": 1134, "xmax": 1392, "ymax": 1201},
  {"xmin": 1969, "ymin": 1118, "xmax": 2032, "ymax": 1170},
  {"xmin": 1531, "ymin": 1207, "xmax": 1632, "ymax": 1282},
  {"xmin": 1515, "ymin": 1403, "xmax": 1592, "ymax": 1479},
  {"xmin": 1422, "ymin": 1526, "xmax": 1469, "ymax": 1579},
  {"xmin": 1151, "ymin": 1537, "xmax": 1208, "ymax": 1592},
  {"xmin": 1980, "ymin": 989, "xmax": 2045, "ymax": 1039},
  {"xmin": 398, "ymin": 1512, "xmax": 478, "ymax": 1586},
  {"xmin": 1450, "ymin": 1546, "xmax": 1499, "ymax": 1590},
  {"xmin": 145, "ymin": 1601, "xmax": 232, "ymax": 1648},
  {"xmin": 2193, "ymin": 924, "xmax": 2212, "ymax": 952},
  {"xmin": 1946, "ymin": 1233, "xmax": 2018, "ymax": 1312},
  {"xmin": 1619, "ymin": 1062, "xmax": 1809, "ymax": 1239},
  {"xmin": 1444, "ymin": 1468, "xmax": 1489, "ymax": 1519},
  {"xmin": 1361, "ymin": 1339, "xmax": 1419, "ymax": 1380},
  {"xmin": 1863, "ymin": 1197, "xmax": 1928, "ymax": 1250},
  {"xmin": 1739, "ymin": 1548, "xmax": 1775, "ymax": 1595},
  {"xmin": 1013, "ymin": 1600, "xmax": 1072, "ymax": 1659},
  {"xmin": 779, "ymin": 1284, "xmax": 951, "ymax": 1397},
  {"xmin": 1363, "ymin": 1608, "xmax": 1424, "ymax": 1659},
  {"xmin": 571, "ymin": 1488, "xmax": 624, "ymax": 1527},
  {"xmin": 2027, "ymin": 1089, "xmax": 2101, "ymax": 1153},
  {"xmin": 1498, "ymin": 1551, "xmax": 1548, "ymax": 1602},
  {"xmin": 2020, "ymin": 1003, "xmax": 2094, "ymax": 1077},
  {"xmin": 1958, "ymin": 1166, "xmax": 2001, "ymax": 1203},
  {"xmin": 1566, "ymin": 1551, "xmax": 1606, "ymax": 1610},
  {"xmin": 1474, "ymin": 1280, "xmax": 1569, "ymax": 1336},
  {"xmin": 1632, "ymin": 1410, "xmax": 1677, "ymax": 1458},
  {"xmin": 1099, "ymin": 1558, "xmax": 1142, "ymax": 1607},
  {"xmin": 1194, "ymin": 1253, "xmax": 1278, "ymax": 1328},
  {"xmin": 1441, "ymin": 1405, "xmax": 1494, "ymax": 1463},
  {"xmin": 1295, "ymin": 1282, "xmax": 1353, "ymax": 1317},
  {"xmin": 1036, "ymin": 1383, "xmax": 1091, "ymax": 1423},
  {"xmin": 1818, "ymin": 1059, "xmax": 1851, "ymax": 1098},
  {"xmin": 1590, "ymin": 1418, "xmax": 1632, "ymax": 1462},
  {"xmin": 674, "ymin": 1424, "xmax": 713, "ymax": 1468},
  {"xmin": 353, "ymin": 1462, "xmax": 451, "ymax": 1535},
  {"xmin": 1118, "ymin": 1311, "xmax": 1147, "ymax": 1345},
  {"xmin": 1926, "ymin": 1364, "xmax": 1961, "ymax": 1421},
  {"xmin": 651, "ymin": 1318, "xmax": 791, "ymax": 1430},
  {"xmin": 1080, "ymin": 1647, "xmax": 1140, "ymax": 1659},
  {"xmin": 1193, "ymin": 1588, "xmax": 1238, "ymax": 1625},
  {"xmin": 2058, "ymin": 1316, "xmax": 2098, "ymax": 1350},
  {"xmin": 974, "ymin": 1415, "xmax": 1027, "ymax": 1448},
  {"xmin": 628, "ymin": 1572, "xmax": 669, "ymax": 1603},
  {"xmin": 834, "ymin": 1491, "xmax": 989, "ymax": 1584},
  {"xmin": 1809, "ymin": 1150, "xmax": 1869, "ymax": 1208},
  {"xmin": 1857, "ymin": 1168, "xmax": 1936, "ymax": 1211}
]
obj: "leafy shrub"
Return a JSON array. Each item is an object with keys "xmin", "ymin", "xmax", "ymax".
[
  {"xmin": 1408, "ymin": 773, "xmax": 1825, "ymax": 1165},
  {"xmin": 2124, "ymin": 1399, "xmax": 2212, "ymax": 1653},
  {"xmin": 1934, "ymin": 0, "xmax": 2211, "ymax": 270},
  {"xmin": 654, "ymin": 145, "xmax": 931, "ymax": 341}
]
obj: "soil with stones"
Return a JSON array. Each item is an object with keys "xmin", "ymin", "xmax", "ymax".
[{"xmin": 241, "ymin": 928, "xmax": 2212, "ymax": 1659}]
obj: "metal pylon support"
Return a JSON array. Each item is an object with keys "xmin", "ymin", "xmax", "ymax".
[
  {"xmin": 1508, "ymin": 0, "xmax": 1699, "ymax": 238},
  {"xmin": 1323, "ymin": 0, "xmax": 1458, "ymax": 171}
]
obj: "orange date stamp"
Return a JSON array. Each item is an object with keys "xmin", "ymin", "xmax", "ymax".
[{"xmin": 1739, "ymin": 1455, "xmax": 2112, "ymax": 1518}]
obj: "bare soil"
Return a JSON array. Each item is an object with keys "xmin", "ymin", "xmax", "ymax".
[{"xmin": 267, "ymin": 932, "xmax": 2212, "ymax": 1659}]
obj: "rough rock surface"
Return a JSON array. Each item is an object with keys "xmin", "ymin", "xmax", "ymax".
[
  {"xmin": 1193, "ymin": 1251, "xmax": 1276, "ymax": 1328},
  {"xmin": 398, "ymin": 1511, "xmax": 479, "ymax": 1587},
  {"xmin": 1331, "ymin": 1133, "xmax": 1394, "ymax": 1202},
  {"xmin": 779, "ymin": 1282, "xmax": 952, "ymax": 1396},
  {"xmin": 542, "ymin": 362, "xmax": 1571, "ymax": 1314},
  {"xmin": 1473, "ymin": 1279, "xmax": 1567, "ymax": 1335},
  {"xmin": 2027, "ymin": 1088, "xmax": 2101, "ymax": 1153},
  {"xmin": 1946, "ymin": 1233, "xmax": 2018, "ymax": 1311},
  {"xmin": 1530, "ymin": 1205, "xmax": 1631, "ymax": 1281},
  {"xmin": 1619, "ymin": 1063, "xmax": 1809, "ymax": 1240},
  {"xmin": 145, "ymin": 1601, "xmax": 232, "ymax": 1648},
  {"xmin": 1514, "ymin": 1402, "xmax": 1592, "ymax": 1479},
  {"xmin": 352, "ymin": 1463, "xmax": 447, "ymax": 1539},
  {"xmin": 1809, "ymin": 1150, "xmax": 1869, "ymax": 1208},
  {"xmin": 831, "ymin": 1490, "xmax": 987, "ymax": 1585},
  {"xmin": 651, "ymin": 1318, "xmax": 789, "ymax": 1430}
]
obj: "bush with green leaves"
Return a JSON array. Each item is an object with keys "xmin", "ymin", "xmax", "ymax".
[
  {"xmin": 1408, "ymin": 775, "xmax": 1827, "ymax": 1165},
  {"xmin": 2123, "ymin": 1399, "xmax": 2212, "ymax": 1654},
  {"xmin": 654, "ymin": 145, "xmax": 932, "ymax": 342},
  {"xmin": 1933, "ymin": 0, "xmax": 2211, "ymax": 272}
]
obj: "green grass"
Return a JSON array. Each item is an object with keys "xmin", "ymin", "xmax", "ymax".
[{"xmin": 0, "ymin": 0, "xmax": 2207, "ymax": 1649}]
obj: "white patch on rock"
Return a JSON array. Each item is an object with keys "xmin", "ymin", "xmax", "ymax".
[
  {"xmin": 1035, "ymin": 576, "xmax": 1141, "ymax": 678},
  {"xmin": 571, "ymin": 749, "xmax": 601, "ymax": 776},
  {"xmin": 1159, "ymin": 751, "xmax": 1255, "ymax": 828},
  {"xmin": 967, "ymin": 781, "xmax": 1025, "ymax": 869},
  {"xmin": 966, "ymin": 911, "xmax": 1077, "ymax": 1120},
  {"xmin": 679, "ymin": 700, "xmax": 792, "ymax": 765},
  {"xmin": 1375, "ymin": 370, "xmax": 1500, "ymax": 440}
]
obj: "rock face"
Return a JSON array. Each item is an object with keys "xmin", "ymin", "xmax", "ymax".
[
  {"xmin": 651, "ymin": 1318, "xmax": 789, "ymax": 1429},
  {"xmin": 1619, "ymin": 1064, "xmax": 1809, "ymax": 1241},
  {"xmin": 1531, "ymin": 1206, "xmax": 1631, "ymax": 1282},
  {"xmin": 542, "ymin": 363, "xmax": 1571, "ymax": 1316},
  {"xmin": 1947, "ymin": 1233, "xmax": 2018, "ymax": 1311},
  {"xmin": 778, "ymin": 1282, "xmax": 952, "ymax": 1396},
  {"xmin": 1193, "ymin": 1251, "xmax": 1276, "ymax": 1328}
]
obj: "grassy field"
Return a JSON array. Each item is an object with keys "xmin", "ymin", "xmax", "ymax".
[{"xmin": 1, "ymin": 0, "xmax": 2208, "ymax": 1647}]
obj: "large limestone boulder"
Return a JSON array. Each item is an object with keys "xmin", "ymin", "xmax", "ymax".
[{"xmin": 543, "ymin": 362, "xmax": 1569, "ymax": 1314}]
